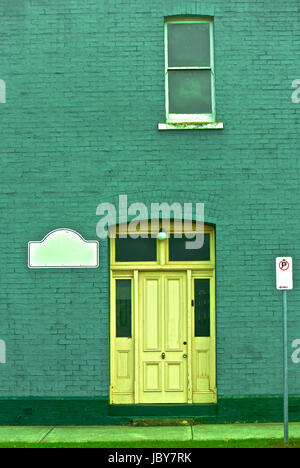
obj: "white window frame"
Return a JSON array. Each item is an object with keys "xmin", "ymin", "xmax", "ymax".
[{"xmin": 164, "ymin": 17, "xmax": 216, "ymax": 124}]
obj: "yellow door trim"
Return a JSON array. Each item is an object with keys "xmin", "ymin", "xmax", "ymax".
[
  {"xmin": 134, "ymin": 270, "xmax": 139, "ymax": 404},
  {"xmin": 109, "ymin": 222, "xmax": 216, "ymax": 405},
  {"xmin": 187, "ymin": 269, "xmax": 193, "ymax": 403}
]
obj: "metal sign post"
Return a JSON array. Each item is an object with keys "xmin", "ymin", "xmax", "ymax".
[
  {"xmin": 282, "ymin": 289, "xmax": 288, "ymax": 444},
  {"xmin": 276, "ymin": 257, "xmax": 293, "ymax": 445}
]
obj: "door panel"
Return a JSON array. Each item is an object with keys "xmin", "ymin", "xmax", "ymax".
[
  {"xmin": 114, "ymin": 338, "xmax": 134, "ymax": 400},
  {"xmin": 143, "ymin": 278, "xmax": 161, "ymax": 351},
  {"xmin": 164, "ymin": 277, "xmax": 183, "ymax": 350},
  {"xmin": 143, "ymin": 362, "xmax": 162, "ymax": 391},
  {"xmin": 138, "ymin": 272, "xmax": 188, "ymax": 403},
  {"xmin": 165, "ymin": 361, "xmax": 183, "ymax": 392},
  {"xmin": 196, "ymin": 348, "xmax": 210, "ymax": 390},
  {"xmin": 117, "ymin": 350, "xmax": 130, "ymax": 379}
]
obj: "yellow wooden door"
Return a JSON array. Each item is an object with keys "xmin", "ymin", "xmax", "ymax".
[{"xmin": 138, "ymin": 271, "xmax": 188, "ymax": 403}]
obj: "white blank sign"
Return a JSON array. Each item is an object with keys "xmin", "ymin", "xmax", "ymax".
[
  {"xmin": 276, "ymin": 257, "xmax": 293, "ymax": 290},
  {"xmin": 28, "ymin": 229, "xmax": 99, "ymax": 268}
]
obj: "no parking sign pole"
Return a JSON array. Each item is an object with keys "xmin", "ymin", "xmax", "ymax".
[{"xmin": 276, "ymin": 257, "xmax": 293, "ymax": 444}]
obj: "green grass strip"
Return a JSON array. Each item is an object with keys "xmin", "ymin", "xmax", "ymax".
[{"xmin": 0, "ymin": 439, "xmax": 300, "ymax": 448}]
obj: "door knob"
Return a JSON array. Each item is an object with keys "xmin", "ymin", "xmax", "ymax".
[
  {"xmin": 183, "ymin": 354, "xmax": 187, "ymax": 358},
  {"xmin": 161, "ymin": 352, "xmax": 165, "ymax": 359}
]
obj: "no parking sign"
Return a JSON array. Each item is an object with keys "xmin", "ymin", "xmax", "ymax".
[
  {"xmin": 276, "ymin": 256, "xmax": 293, "ymax": 444},
  {"xmin": 276, "ymin": 257, "xmax": 293, "ymax": 290}
]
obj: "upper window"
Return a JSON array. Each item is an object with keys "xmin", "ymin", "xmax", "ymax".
[
  {"xmin": 111, "ymin": 224, "xmax": 215, "ymax": 265},
  {"xmin": 115, "ymin": 236, "xmax": 157, "ymax": 262},
  {"xmin": 165, "ymin": 17, "xmax": 215, "ymax": 123},
  {"xmin": 169, "ymin": 233, "xmax": 210, "ymax": 262}
]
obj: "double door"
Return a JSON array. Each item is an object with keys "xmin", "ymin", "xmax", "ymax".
[
  {"xmin": 111, "ymin": 269, "xmax": 216, "ymax": 405},
  {"xmin": 138, "ymin": 271, "xmax": 188, "ymax": 403}
]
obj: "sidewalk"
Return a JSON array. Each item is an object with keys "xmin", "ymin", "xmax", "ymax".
[{"xmin": 0, "ymin": 423, "xmax": 299, "ymax": 443}]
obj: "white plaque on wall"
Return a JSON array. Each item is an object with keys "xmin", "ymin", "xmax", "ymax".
[{"xmin": 28, "ymin": 229, "xmax": 99, "ymax": 268}]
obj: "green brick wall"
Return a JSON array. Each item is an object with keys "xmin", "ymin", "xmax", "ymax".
[{"xmin": 0, "ymin": 0, "xmax": 300, "ymax": 420}]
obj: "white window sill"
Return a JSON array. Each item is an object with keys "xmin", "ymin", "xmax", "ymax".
[{"xmin": 158, "ymin": 122, "xmax": 224, "ymax": 130}]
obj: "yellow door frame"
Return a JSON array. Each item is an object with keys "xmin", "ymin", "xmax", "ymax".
[{"xmin": 110, "ymin": 221, "xmax": 216, "ymax": 404}]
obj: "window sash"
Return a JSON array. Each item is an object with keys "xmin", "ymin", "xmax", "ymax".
[
  {"xmin": 194, "ymin": 278, "xmax": 211, "ymax": 337},
  {"xmin": 116, "ymin": 279, "xmax": 132, "ymax": 338},
  {"xmin": 165, "ymin": 19, "xmax": 216, "ymax": 123}
]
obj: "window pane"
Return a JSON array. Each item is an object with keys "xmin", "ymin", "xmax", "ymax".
[
  {"xmin": 168, "ymin": 22, "xmax": 210, "ymax": 67},
  {"xmin": 115, "ymin": 236, "xmax": 157, "ymax": 262},
  {"xmin": 194, "ymin": 279, "xmax": 210, "ymax": 337},
  {"xmin": 169, "ymin": 234, "xmax": 210, "ymax": 261},
  {"xmin": 168, "ymin": 70, "xmax": 212, "ymax": 114},
  {"xmin": 116, "ymin": 280, "xmax": 131, "ymax": 337}
]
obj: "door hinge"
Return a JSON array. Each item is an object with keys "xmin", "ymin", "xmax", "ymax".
[{"xmin": 191, "ymin": 299, "xmax": 194, "ymax": 307}]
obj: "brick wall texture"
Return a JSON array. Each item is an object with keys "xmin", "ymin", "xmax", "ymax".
[{"xmin": 0, "ymin": 0, "xmax": 300, "ymax": 398}]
